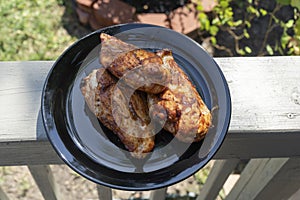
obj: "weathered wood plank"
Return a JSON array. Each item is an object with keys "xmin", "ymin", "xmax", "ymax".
[
  {"xmin": 0, "ymin": 61, "xmax": 51, "ymax": 141},
  {"xmin": 254, "ymin": 158, "xmax": 300, "ymax": 200},
  {"xmin": 225, "ymin": 159, "xmax": 271, "ymax": 200},
  {"xmin": 215, "ymin": 131, "xmax": 300, "ymax": 159},
  {"xmin": 288, "ymin": 187, "xmax": 300, "ymax": 200},
  {"xmin": 149, "ymin": 188, "xmax": 167, "ymax": 200},
  {"xmin": 97, "ymin": 185, "xmax": 112, "ymax": 200},
  {"xmin": 28, "ymin": 165, "xmax": 61, "ymax": 200},
  {"xmin": 0, "ymin": 186, "xmax": 10, "ymax": 200},
  {"xmin": 0, "ymin": 57, "xmax": 299, "ymax": 165},
  {"xmin": 0, "ymin": 141, "xmax": 62, "ymax": 166},
  {"xmin": 217, "ymin": 57, "xmax": 300, "ymax": 132},
  {"xmin": 196, "ymin": 159, "xmax": 239, "ymax": 200},
  {"xmin": 224, "ymin": 158, "xmax": 298, "ymax": 200}
]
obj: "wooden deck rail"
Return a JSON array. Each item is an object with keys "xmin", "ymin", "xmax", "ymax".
[{"xmin": 1, "ymin": 56, "xmax": 300, "ymax": 199}]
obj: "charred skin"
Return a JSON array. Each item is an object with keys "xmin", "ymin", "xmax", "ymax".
[
  {"xmin": 81, "ymin": 33, "xmax": 211, "ymax": 160},
  {"xmin": 100, "ymin": 33, "xmax": 170, "ymax": 94},
  {"xmin": 99, "ymin": 33, "xmax": 137, "ymax": 68},
  {"xmin": 148, "ymin": 50, "xmax": 212, "ymax": 143},
  {"xmin": 80, "ymin": 68, "xmax": 154, "ymax": 158}
]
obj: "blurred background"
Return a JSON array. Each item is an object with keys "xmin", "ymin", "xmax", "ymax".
[
  {"xmin": 0, "ymin": 0, "xmax": 299, "ymax": 61},
  {"xmin": 0, "ymin": 0, "xmax": 299, "ymax": 199}
]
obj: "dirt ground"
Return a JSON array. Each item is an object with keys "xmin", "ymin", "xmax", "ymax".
[{"xmin": 0, "ymin": 162, "xmax": 214, "ymax": 200}]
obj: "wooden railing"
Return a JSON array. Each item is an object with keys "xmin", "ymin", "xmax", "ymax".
[{"xmin": 1, "ymin": 56, "xmax": 300, "ymax": 200}]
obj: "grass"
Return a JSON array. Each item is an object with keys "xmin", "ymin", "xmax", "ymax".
[{"xmin": 0, "ymin": 0, "xmax": 88, "ymax": 61}]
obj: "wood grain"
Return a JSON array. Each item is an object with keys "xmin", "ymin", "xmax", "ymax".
[
  {"xmin": 218, "ymin": 56, "xmax": 300, "ymax": 131},
  {"xmin": 0, "ymin": 57, "xmax": 299, "ymax": 165},
  {"xmin": 0, "ymin": 61, "xmax": 51, "ymax": 141},
  {"xmin": 196, "ymin": 159, "xmax": 239, "ymax": 200},
  {"xmin": 224, "ymin": 158, "xmax": 300, "ymax": 200},
  {"xmin": 28, "ymin": 165, "xmax": 62, "ymax": 200},
  {"xmin": 253, "ymin": 158, "xmax": 300, "ymax": 200}
]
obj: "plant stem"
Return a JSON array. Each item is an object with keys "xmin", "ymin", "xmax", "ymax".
[{"xmin": 258, "ymin": 4, "xmax": 282, "ymax": 56}]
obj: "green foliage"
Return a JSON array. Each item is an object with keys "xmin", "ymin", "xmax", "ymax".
[
  {"xmin": 276, "ymin": 0, "xmax": 292, "ymax": 5},
  {"xmin": 198, "ymin": 0, "xmax": 235, "ymax": 32},
  {"xmin": 0, "ymin": 0, "xmax": 77, "ymax": 61},
  {"xmin": 196, "ymin": 0, "xmax": 300, "ymax": 56},
  {"xmin": 276, "ymin": 0, "xmax": 300, "ymax": 8},
  {"xmin": 276, "ymin": 1, "xmax": 300, "ymax": 55},
  {"xmin": 291, "ymin": 0, "xmax": 300, "ymax": 9}
]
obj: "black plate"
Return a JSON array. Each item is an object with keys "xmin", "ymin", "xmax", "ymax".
[{"xmin": 41, "ymin": 23, "xmax": 231, "ymax": 191}]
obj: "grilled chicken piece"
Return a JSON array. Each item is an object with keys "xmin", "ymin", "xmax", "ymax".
[
  {"xmin": 80, "ymin": 68, "xmax": 154, "ymax": 158},
  {"xmin": 82, "ymin": 33, "xmax": 211, "ymax": 159},
  {"xmin": 100, "ymin": 33, "xmax": 170, "ymax": 94},
  {"xmin": 148, "ymin": 50, "xmax": 212, "ymax": 143},
  {"xmin": 100, "ymin": 33, "xmax": 136, "ymax": 68}
]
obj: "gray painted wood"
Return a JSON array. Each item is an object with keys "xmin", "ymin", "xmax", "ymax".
[
  {"xmin": 224, "ymin": 158, "xmax": 297, "ymax": 200},
  {"xmin": 288, "ymin": 186, "xmax": 300, "ymax": 200},
  {"xmin": 0, "ymin": 61, "xmax": 51, "ymax": 142},
  {"xmin": 0, "ymin": 141, "xmax": 62, "ymax": 166},
  {"xmin": 215, "ymin": 132, "xmax": 300, "ymax": 159},
  {"xmin": 225, "ymin": 159, "xmax": 271, "ymax": 200},
  {"xmin": 97, "ymin": 185, "xmax": 112, "ymax": 200},
  {"xmin": 28, "ymin": 165, "xmax": 61, "ymax": 200},
  {"xmin": 0, "ymin": 186, "xmax": 10, "ymax": 200},
  {"xmin": 149, "ymin": 188, "xmax": 167, "ymax": 200},
  {"xmin": 0, "ymin": 57, "xmax": 299, "ymax": 165},
  {"xmin": 196, "ymin": 159, "xmax": 239, "ymax": 200},
  {"xmin": 214, "ymin": 56, "xmax": 300, "ymax": 160},
  {"xmin": 217, "ymin": 57, "xmax": 300, "ymax": 132},
  {"xmin": 254, "ymin": 158, "xmax": 300, "ymax": 200}
]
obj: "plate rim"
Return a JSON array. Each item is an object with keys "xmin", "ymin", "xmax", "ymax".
[{"xmin": 41, "ymin": 23, "xmax": 231, "ymax": 191}]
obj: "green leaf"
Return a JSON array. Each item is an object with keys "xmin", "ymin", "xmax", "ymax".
[
  {"xmin": 247, "ymin": 6, "xmax": 259, "ymax": 16},
  {"xmin": 221, "ymin": 18, "xmax": 228, "ymax": 25},
  {"xmin": 244, "ymin": 29, "xmax": 250, "ymax": 38},
  {"xmin": 233, "ymin": 20, "xmax": 243, "ymax": 26},
  {"xmin": 197, "ymin": 4, "xmax": 204, "ymax": 11},
  {"xmin": 266, "ymin": 45, "xmax": 274, "ymax": 55},
  {"xmin": 281, "ymin": 34, "xmax": 291, "ymax": 48},
  {"xmin": 278, "ymin": 46, "xmax": 284, "ymax": 55},
  {"xmin": 211, "ymin": 36, "xmax": 217, "ymax": 45},
  {"xmin": 198, "ymin": 12, "xmax": 209, "ymax": 30},
  {"xmin": 227, "ymin": 21, "xmax": 234, "ymax": 26},
  {"xmin": 286, "ymin": 19, "xmax": 294, "ymax": 28},
  {"xmin": 295, "ymin": 18, "xmax": 300, "ymax": 34},
  {"xmin": 245, "ymin": 21, "xmax": 251, "ymax": 28},
  {"xmin": 276, "ymin": 0, "xmax": 291, "ymax": 5},
  {"xmin": 245, "ymin": 46, "xmax": 252, "ymax": 53},
  {"xmin": 212, "ymin": 18, "xmax": 220, "ymax": 25},
  {"xmin": 237, "ymin": 49, "xmax": 246, "ymax": 55},
  {"xmin": 209, "ymin": 25, "xmax": 219, "ymax": 36},
  {"xmin": 287, "ymin": 48, "xmax": 294, "ymax": 54},
  {"xmin": 198, "ymin": 12, "xmax": 208, "ymax": 21},
  {"xmin": 220, "ymin": 0, "xmax": 230, "ymax": 8},
  {"xmin": 224, "ymin": 8, "xmax": 233, "ymax": 18},
  {"xmin": 259, "ymin": 8, "xmax": 268, "ymax": 16},
  {"xmin": 205, "ymin": 20, "xmax": 210, "ymax": 31}
]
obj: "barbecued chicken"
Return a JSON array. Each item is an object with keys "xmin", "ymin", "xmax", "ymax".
[
  {"xmin": 100, "ymin": 33, "xmax": 170, "ymax": 94},
  {"xmin": 81, "ymin": 33, "xmax": 211, "ymax": 159},
  {"xmin": 148, "ymin": 50, "xmax": 212, "ymax": 143},
  {"xmin": 100, "ymin": 33, "xmax": 211, "ymax": 142},
  {"xmin": 80, "ymin": 68, "xmax": 154, "ymax": 158}
]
